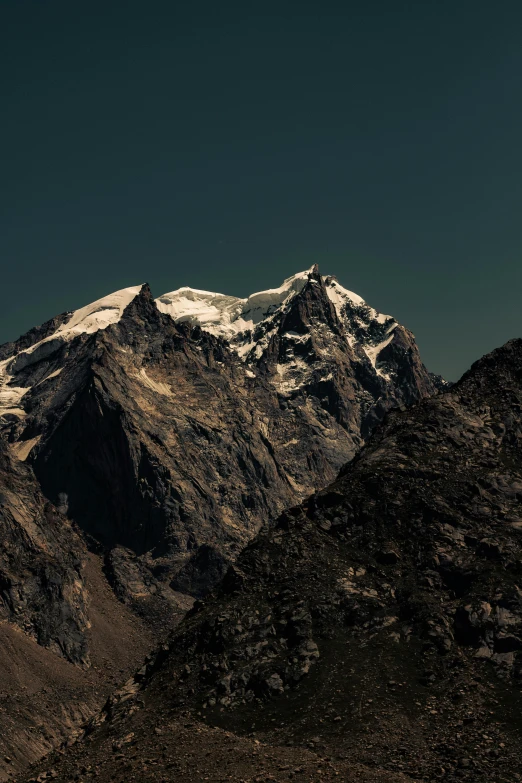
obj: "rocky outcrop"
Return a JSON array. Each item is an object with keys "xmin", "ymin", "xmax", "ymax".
[
  {"xmin": 0, "ymin": 440, "xmax": 89, "ymax": 665},
  {"xmin": 241, "ymin": 268, "xmax": 442, "ymax": 482}
]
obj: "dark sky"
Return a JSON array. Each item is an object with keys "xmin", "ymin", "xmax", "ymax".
[{"xmin": 1, "ymin": 1, "xmax": 521, "ymax": 380}]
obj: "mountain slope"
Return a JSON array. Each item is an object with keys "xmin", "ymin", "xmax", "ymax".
[
  {"xmin": 31, "ymin": 337, "xmax": 522, "ymax": 783},
  {"xmin": 0, "ymin": 446, "xmax": 155, "ymax": 781},
  {"xmin": 0, "ymin": 440, "xmax": 89, "ymax": 664}
]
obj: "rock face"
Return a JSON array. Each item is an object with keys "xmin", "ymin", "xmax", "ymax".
[
  {"xmin": 0, "ymin": 438, "xmax": 162, "ymax": 782},
  {"xmin": 0, "ymin": 267, "xmax": 439, "ymax": 605},
  {"xmin": 0, "ymin": 440, "xmax": 89, "ymax": 665},
  {"xmin": 0, "ymin": 446, "xmax": 158, "ymax": 781},
  {"xmin": 33, "ymin": 338, "xmax": 522, "ymax": 783},
  {"xmin": 0, "ymin": 551, "xmax": 156, "ymax": 783}
]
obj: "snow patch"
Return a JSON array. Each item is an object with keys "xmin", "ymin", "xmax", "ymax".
[
  {"xmin": 0, "ymin": 358, "xmax": 30, "ymax": 416},
  {"xmin": 40, "ymin": 368, "xmax": 63, "ymax": 383},
  {"xmin": 138, "ymin": 368, "xmax": 172, "ymax": 396},
  {"xmin": 364, "ymin": 326, "xmax": 398, "ymax": 368},
  {"xmin": 273, "ymin": 358, "xmax": 311, "ymax": 396}
]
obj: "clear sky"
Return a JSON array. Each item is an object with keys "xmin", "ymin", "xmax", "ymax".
[{"xmin": 1, "ymin": 1, "xmax": 521, "ymax": 380}]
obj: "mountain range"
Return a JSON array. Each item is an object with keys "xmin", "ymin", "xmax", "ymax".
[{"xmin": 2, "ymin": 266, "xmax": 521, "ymax": 783}]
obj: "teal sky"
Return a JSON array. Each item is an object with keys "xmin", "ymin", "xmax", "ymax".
[{"xmin": 1, "ymin": 1, "xmax": 521, "ymax": 380}]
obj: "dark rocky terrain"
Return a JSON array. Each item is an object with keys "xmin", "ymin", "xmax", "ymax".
[
  {"xmin": 0, "ymin": 418, "xmax": 161, "ymax": 781},
  {"xmin": 0, "ymin": 543, "xmax": 155, "ymax": 782},
  {"xmin": 0, "ymin": 440, "xmax": 88, "ymax": 665},
  {"xmin": 0, "ymin": 267, "xmax": 441, "ymax": 779},
  {"xmin": 20, "ymin": 337, "xmax": 522, "ymax": 783}
]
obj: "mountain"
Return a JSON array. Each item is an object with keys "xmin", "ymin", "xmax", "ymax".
[
  {"xmin": 25, "ymin": 337, "xmax": 522, "ymax": 783},
  {"xmin": 0, "ymin": 266, "xmax": 442, "ymax": 779},
  {"xmin": 0, "ymin": 266, "xmax": 439, "ymax": 611}
]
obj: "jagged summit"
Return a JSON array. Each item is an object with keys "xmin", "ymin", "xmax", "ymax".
[
  {"xmin": 154, "ymin": 266, "xmax": 415, "ymax": 395},
  {"xmin": 0, "ymin": 268, "xmax": 426, "ymax": 418},
  {"xmin": 155, "ymin": 265, "xmax": 394, "ymax": 363},
  {"xmin": 155, "ymin": 267, "xmax": 317, "ymax": 339}
]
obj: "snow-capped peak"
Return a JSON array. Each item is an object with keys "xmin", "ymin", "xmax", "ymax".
[
  {"xmin": 156, "ymin": 267, "xmax": 318, "ymax": 340},
  {"xmin": 0, "ymin": 285, "xmax": 144, "ymax": 416},
  {"xmin": 155, "ymin": 267, "xmax": 396, "ymax": 367},
  {"xmin": 324, "ymin": 276, "xmax": 392, "ymax": 326},
  {"xmin": 321, "ymin": 275, "xmax": 397, "ymax": 368},
  {"xmin": 242, "ymin": 267, "xmax": 314, "ymax": 321},
  {"xmin": 10, "ymin": 284, "xmax": 144, "ymax": 367},
  {"xmin": 0, "ymin": 269, "xmax": 403, "ymax": 420},
  {"xmin": 54, "ymin": 285, "xmax": 144, "ymax": 340},
  {"xmin": 154, "ymin": 267, "xmax": 403, "ymax": 393}
]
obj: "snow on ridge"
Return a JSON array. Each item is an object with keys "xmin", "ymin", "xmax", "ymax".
[
  {"xmin": 155, "ymin": 267, "xmax": 317, "ymax": 339},
  {"xmin": 156, "ymin": 288, "xmax": 245, "ymax": 337},
  {"xmin": 155, "ymin": 267, "xmax": 402, "ymax": 372},
  {"xmin": 13, "ymin": 284, "xmax": 145, "ymax": 363},
  {"xmin": 324, "ymin": 277, "xmax": 365, "ymax": 309},
  {"xmin": 13, "ymin": 283, "xmax": 144, "ymax": 365},
  {"xmin": 364, "ymin": 325, "xmax": 398, "ymax": 369},
  {"xmin": 244, "ymin": 267, "xmax": 314, "ymax": 311},
  {"xmin": 53, "ymin": 285, "xmax": 143, "ymax": 342},
  {"xmin": 156, "ymin": 267, "xmax": 394, "ymax": 346},
  {"xmin": 0, "ymin": 268, "xmax": 404, "ymax": 417},
  {"xmin": 324, "ymin": 276, "xmax": 390, "ymax": 324},
  {"xmin": 0, "ymin": 284, "xmax": 144, "ymax": 417}
]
